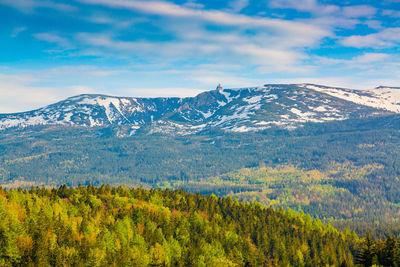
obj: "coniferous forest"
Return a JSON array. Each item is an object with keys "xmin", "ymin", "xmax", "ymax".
[
  {"xmin": 0, "ymin": 185, "xmax": 362, "ymax": 266},
  {"xmin": 3, "ymin": 185, "xmax": 400, "ymax": 266}
]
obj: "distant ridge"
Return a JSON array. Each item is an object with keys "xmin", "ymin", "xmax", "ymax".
[{"xmin": 1, "ymin": 83, "xmax": 399, "ymax": 135}]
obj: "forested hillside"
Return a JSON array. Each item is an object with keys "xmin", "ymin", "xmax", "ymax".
[
  {"xmin": 178, "ymin": 164, "xmax": 400, "ymax": 236},
  {"xmin": 0, "ymin": 185, "xmax": 359, "ymax": 266},
  {"xmin": 1, "ymin": 114, "xmax": 400, "ymax": 236}
]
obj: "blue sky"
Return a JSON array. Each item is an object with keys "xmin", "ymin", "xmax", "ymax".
[{"xmin": 0, "ymin": 0, "xmax": 399, "ymax": 112}]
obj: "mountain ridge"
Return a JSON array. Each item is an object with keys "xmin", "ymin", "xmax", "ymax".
[{"xmin": 1, "ymin": 83, "xmax": 399, "ymax": 134}]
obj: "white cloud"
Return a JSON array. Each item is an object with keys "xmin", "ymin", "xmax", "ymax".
[
  {"xmin": 381, "ymin": 9, "xmax": 400, "ymax": 18},
  {"xmin": 76, "ymin": 33, "xmax": 212, "ymax": 60},
  {"xmin": 352, "ymin": 53, "xmax": 390, "ymax": 63},
  {"xmin": 33, "ymin": 32, "xmax": 73, "ymax": 48},
  {"xmin": 121, "ymin": 87, "xmax": 203, "ymax": 98},
  {"xmin": 8, "ymin": 0, "xmax": 333, "ymax": 78},
  {"xmin": 0, "ymin": 73, "xmax": 92, "ymax": 113},
  {"xmin": 269, "ymin": 1, "xmax": 377, "ymax": 19},
  {"xmin": 69, "ymin": 0, "xmax": 333, "ymax": 74},
  {"xmin": 231, "ymin": 44, "xmax": 308, "ymax": 72},
  {"xmin": 342, "ymin": 5, "xmax": 377, "ymax": 18},
  {"xmin": 0, "ymin": 0, "xmax": 77, "ymax": 13},
  {"xmin": 229, "ymin": 0, "xmax": 249, "ymax": 12},
  {"xmin": 84, "ymin": 13, "xmax": 146, "ymax": 28},
  {"xmin": 316, "ymin": 52, "xmax": 393, "ymax": 67},
  {"xmin": 364, "ymin": 20, "xmax": 382, "ymax": 30},
  {"xmin": 183, "ymin": 0, "xmax": 204, "ymax": 9},
  {"xmin": 300, "ymin": 16, "xmax": 360, "ymax": 30},
  {"xmin": 74, "ymin": 31, "xmax": 312, "ymax": 73},
  {"xmin": 341, "ymin": 28, "xmax": 400, "ymax": 48},
  {"xmin": 309, "ymin": 52, "xmax": 400, "ymax": 89},
  {"xmin": 269, "ymin": 0, "xmax": 339, "ymax": 14},
  {"xmin": 78, "ymin": 0, "xmax": 329, "ymax": 40},
  {"xmin": 10, "ymin": 27, "xmax": 27, "ymax": 38},
  {"xmin": 44, "ymin": 65, "xmax": 127, "ymax": 78}
]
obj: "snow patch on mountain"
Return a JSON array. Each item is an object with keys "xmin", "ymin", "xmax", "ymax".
[
  {"xmin": 302, "ymin": 84, "xmax": 400, "ymax": 113},
  {"xmin": 369, "ymin": 87, "xmax": 400, "ymax": 106},
  {"xmin": 312, "ymin": 106, "xmax": 327, "ymax": 112},
  {"xmin": 244, "ymin": 95, "xmax": 262, "ymax": 104},
  {"xmin": 149, "ymin": 120, "xmax": 206, "ymax": 135}
]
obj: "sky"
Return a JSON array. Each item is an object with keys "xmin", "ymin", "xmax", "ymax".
[{"xmin": 0, "ymin": 0, "xmax": 400, "ymax": 113}]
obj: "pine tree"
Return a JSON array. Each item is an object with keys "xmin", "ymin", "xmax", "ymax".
[{"xmin": 356, "ymin": 232, "xmax": 376, "ymax": 267}]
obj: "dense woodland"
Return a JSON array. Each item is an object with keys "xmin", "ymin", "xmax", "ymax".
[
  {"xmin": 1, "ymin": 115, "xmax": 400, "ymax": 236},
  {"xmin": 356, "ymin": 233, "xmax": 400, "ymax": 267},
  {"xmin": 178, "ymin": 164, "xmax": 400, "ymax": 237},
  {"xmin": 0, "ymin": 185, "xmax": 361, "ymax": 266}
]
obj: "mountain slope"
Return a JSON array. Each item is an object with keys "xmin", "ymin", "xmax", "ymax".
[{"xmin": 0, "ymin": 84, "xmax": 399, "ymax": 134}]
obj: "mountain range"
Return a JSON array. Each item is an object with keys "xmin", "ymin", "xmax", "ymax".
[{"xmin": 1, "ymin": 83, "xmax": 400, "ymax": 135}]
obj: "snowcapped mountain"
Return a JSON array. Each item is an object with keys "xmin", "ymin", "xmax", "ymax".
[{"xmin": 1, "ymin": 83, "xmax": 399, "ymax": 135}]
